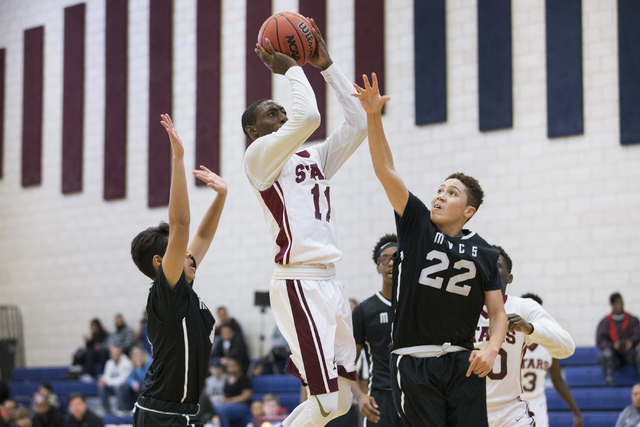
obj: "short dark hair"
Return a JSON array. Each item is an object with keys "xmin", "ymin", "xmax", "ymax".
[
  {"xmin": 242, "ymin": 99, "xmax": 269, "ymax": 139},
  {"xmin": 372, "ymin": 233, "xmax": 397, "ymax": 264},
  {"xmin": 610, "ymin": 292, "xmax": 622, "ymax": 305},
  {"xmin": 492, "ymin": 245, "xmax": 513, "ymax": 273},
  {"xmin": 131, "ymin": 221, "xmax": 170, "ymax": 280},
  {"xmin": 521, "ymin": 293, "xmax": 543, "ymax": 306},
  {"xmin": 40, "ymin": 382, "xmax": 52, "ymax": 392},
  {"xmin": 446, "ymin": 172, "xmax": 484, "ymax": 210},
  {"xmin": 68, "ymin": 393, "xmax": 85, "ymax": 403}
]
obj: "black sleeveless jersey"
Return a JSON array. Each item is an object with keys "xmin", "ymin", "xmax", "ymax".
[
  {"xmin": 140, "ymin": 264, "xmax": 215, "ymax": 404},
  {"xmin": 391, "ymin": 192, "xmax": 502, "ymax": 351},
  {"xmin": 352, "ymin": 292, "xmax": 394, "ymax": 390}
]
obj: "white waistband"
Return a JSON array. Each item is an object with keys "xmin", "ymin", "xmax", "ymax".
[
  {"xmin": 392, "ymin": 343, "xmax": 468, "ymax": 358},
  {"xmin": 272, "ymin": 263, "xmax": 336, "ymax": 280}
]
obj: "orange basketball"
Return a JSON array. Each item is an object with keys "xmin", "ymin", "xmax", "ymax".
[{"xmin": 258, "ymin": 12, "xmax": 316, "ymax": 67}]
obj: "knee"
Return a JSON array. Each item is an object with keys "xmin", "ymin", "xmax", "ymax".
[{"xmin": 599, "ymin": 347, "xmax": 614, "ymax": 362}]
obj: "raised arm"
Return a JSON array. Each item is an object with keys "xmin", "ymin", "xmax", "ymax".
[
  {"xmin": 307, "ymin": 19, "xmax": 367, "ymax": 180},
  {"xmin": 352, "ymin": 74, "xmax": 409, "ymax": 216},
  {"xmin": 160, "ymin": 114, "xmax": 190, "ymax": 288},
  {"xmin": 188, "ymin": 166, "xmax": 227, "ymax": 268},
  {"xmin": 244, "ymin": 40, "xmax": 320, "ymax": 191}
]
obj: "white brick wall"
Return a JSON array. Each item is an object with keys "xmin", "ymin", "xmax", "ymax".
[{"xmin": 0, "ymin": 0, "xmax": 639, "ymax": 366}]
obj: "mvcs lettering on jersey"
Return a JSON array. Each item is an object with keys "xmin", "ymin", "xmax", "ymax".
[{"xmin": 418, "ymin": 232, "xmax": 479, "ymax": 297}]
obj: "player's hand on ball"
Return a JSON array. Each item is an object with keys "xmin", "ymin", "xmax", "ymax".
[
  {"xmin": 160, "ymin": 114, "xmax": 185, "ymax": 158},
  {"xmin": 507, "ymin": 313, "xmax": 533, "ymax": 335},
  {"xmin": 255, "ymin": 39, "xmax": 297, "ymax": 75},
  {"xmin": 467, "ymin": 348, "xmax": 498, "ymax": 378},
  {"xmin": 352, "ymin": 73, "xmax": 390, "ymax": 114},
  {"xmin": 192, "ymin": 166, "xmax": 228, "ymax": 195},
  {"xmin": 357, "ymin": 394, "xmax": 380, "ymax": 423},
  {"xmin": 307, "ymin": 18, "xmax": 332, "ymax": 70}
]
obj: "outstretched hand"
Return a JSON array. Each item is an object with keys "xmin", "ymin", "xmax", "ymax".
[
  {"xmin": 192, "ymin": 166, "xmax": 228, "ymax": 195},
  {"xmin": 352, "ymin": 73, "xmax": 390, "ymax": 114},
  {"xmin": 160, "ymin": 114, "xmax": 184, "ymax": 158},
  {"xmin": 307, "ymin": 18, "xmax": 332, "ymax": 70},
  {"xmin": 255, "ymin": 39, "xmax": 297, "ymax": 75}
]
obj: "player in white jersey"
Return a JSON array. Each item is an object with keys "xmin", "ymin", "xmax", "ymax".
[
  {"xmin": 243, "ymin": 21, "xmax": 367, "ymax": 427},
  {"xmin": 520, "ymin": 293, "xmax": 583, "ymax": 427},
  {"xmin": 474, "ymin": 246, "xmax": 575, "ymax": 427}
]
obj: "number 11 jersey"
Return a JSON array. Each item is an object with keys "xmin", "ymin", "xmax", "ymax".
[
  {"xmin": 392, "ymin": 192, "xmax": 503, "ymax": 351},
  {"xmin": 256, "ymin": 148, "xmax": 339, "ymax": 265}
]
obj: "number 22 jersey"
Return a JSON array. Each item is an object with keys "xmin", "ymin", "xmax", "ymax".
[{"xmin": 392, "ymin": 192, "xmax": 502, "ymax": 352}]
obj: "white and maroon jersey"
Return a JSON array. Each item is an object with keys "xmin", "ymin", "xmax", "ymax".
[
  {"xmin": 521, "ymin": 344, "xmax": 552, "ymax": 402},
  {"xmin": 474, "ymin": 295, "xmax": 575, "ymax": 408},
  {"xmin": 244, "ymin": 64, "xmax": 367, "ymax": 266}
]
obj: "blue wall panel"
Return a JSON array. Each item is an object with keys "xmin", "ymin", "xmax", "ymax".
[
  {"xmin": 414, "ymin": 0, "xmax": 446, "ymax": 125},
  {"xmin": 618, "ymin": 0, "xmax": 640, "ymax": 145},
  {"xmin": 546, "ymin": 0, "xmax": 583, "ymax": 138},
  {"xmin": 477, "ymin": 0, "xmax": 512, "ymax": 131}
]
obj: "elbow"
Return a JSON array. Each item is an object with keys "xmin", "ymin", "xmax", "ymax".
[{"xmin": 302, "ymin": 108, "xmax": 321, "ymax": 130}]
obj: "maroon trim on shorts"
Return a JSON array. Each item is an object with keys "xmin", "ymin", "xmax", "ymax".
[
  {"xmin": 260, "ymin": 182, "xmax": 292, "ymax": 264},
  {"xmin": 295, "ymin": 150, "xmax": 310, "ymax": 158},
  {"xmin": 337, "ymin": 365, "xmax": 357, "ymax": 381},
  {"xmin": 286, "ymin": 280, "xmax": 338, "ymax": 395}
]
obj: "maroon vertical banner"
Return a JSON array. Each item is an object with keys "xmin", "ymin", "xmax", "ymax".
[
  {"xmin": 245, "ymin": 0, "xmax": 272, "ymax": 147},
  {"xmin": 104, "ymin": 0, "xmax": 128, "ymax": 200},
  {"xmin": 195, "ymin": 0, "xmax": 221, "ymax": 185},
  {"xmin": 148, "ymin": 0, "xmax": 173, "ymax": 207},
  {"xmin": 355, "ymin": 0, "xmax": 385, "ymax": 110},
  {"xmin": 62, "ymin": 3, "xmax": 86, "ymax": 194},
  {"xmin": 299, "ymin": 0, "xmax": 326, "ymax": 141},
  {"xmin": 0, "ymin": 48, "xmax": 5, "ymax": 179},
  {"xmin": 22, "ymin": 26, "xmax": 44, "ymax": 187}
]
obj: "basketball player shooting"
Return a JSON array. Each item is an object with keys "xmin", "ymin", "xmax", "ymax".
[
  {"xmin": 242, "ymin": 19, "xmax": 367, "ymax": 427},
  {"xmin": 352, "ymin": 73, "xmax": 508, "ymax": 427}
]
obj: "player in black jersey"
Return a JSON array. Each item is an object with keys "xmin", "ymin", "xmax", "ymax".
[
  {"xmin": 130, "ymin": 115, "xmax": 227, "ymax": 427},
  {"xmin": 351, "ymin": 234, "xmax": 402, "ymax": 426},
  {"xmin": 353, "ymin": 75, "xmax": 508, "ymax": 427}
]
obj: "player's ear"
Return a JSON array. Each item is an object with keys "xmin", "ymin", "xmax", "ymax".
[
  {"xmin": 506, "ymin": 273, "xmax": 513, "ymax": 285},
  {"xmin": 152, "ymin": 255, "xmax": 163, "ymax": 269},
  {"xmin": 464, "ymin": 205, "xmax": 476, "ymax": 220},
  {"xmin": 245, "ymin": 124, "xmax": 259, "ymax": 141}
]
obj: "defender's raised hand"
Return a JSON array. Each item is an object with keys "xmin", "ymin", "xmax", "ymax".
[
  {"xmin": 307, "ymin": 18, "xmax": 333, "ymax": 70},
  {"xmin": 160, "ymin": 114, "xmax": 184, "ymax": 158},
  {"xmin": 255, "ymin": 39, "xmax": 297, "ymax": 75},
  {"xmin": 192, "ymin": 166, "xmax": 228, "ymax": 195},
  {"xmin": 352, "ymin": 73, "xmax": 391, "ymax": 114}
]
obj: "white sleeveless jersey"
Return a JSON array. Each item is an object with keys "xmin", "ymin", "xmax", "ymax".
[
  {"xmin": 256, "ymin": 148, "xmax": 339, "ymax": 265},
  {"xmin": 521, "ymin": 344, "xmax": 552, "ymax": 401},
  {"xmin": 474, "ymin": 295, "xmax": 575, "ymax": 408},
  {"xmin": 244, "ymin": 64, "xmax": 367, "ymax": 266}
]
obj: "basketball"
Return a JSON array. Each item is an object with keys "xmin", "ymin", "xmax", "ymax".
[{"xmin": 257, "ymin": 12, "xmax": 316, "ymax": 67}]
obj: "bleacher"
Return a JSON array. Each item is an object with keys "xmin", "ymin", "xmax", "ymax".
[
  {"xmin": 9, "ymin": 348, "xmax": 635, "ymax": 427},
  {"xmin": 8, "ymin": 366, "xmax": 133, "ymax": 425},
  {"xmin": 550, "ymin": 346, "xmax": 637, "ymax": 426}
]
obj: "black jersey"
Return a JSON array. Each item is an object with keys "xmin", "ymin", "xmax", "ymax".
[
  {"xmin": 352, "ymin": 292, "xmax": 394, "ymax": 390},
  {"xmin": 140, "ymin": 264, "xmax": 215, "ymax": 404},
  {"xmin": 392, "ymin": 192, "xmax": 502, "ymax": 351}
]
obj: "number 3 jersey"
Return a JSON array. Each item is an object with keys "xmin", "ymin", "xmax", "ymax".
[
  {"xmin": 392, "ymin": 192, "xmax": 502, "ymax": 351},
  {"xmin": 474, "ymin": 295, "xmax": 575, "ymax": 408},
  {"xmin": 243, "ymin": 64, "xmax": 367, "ymax": 266}
]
